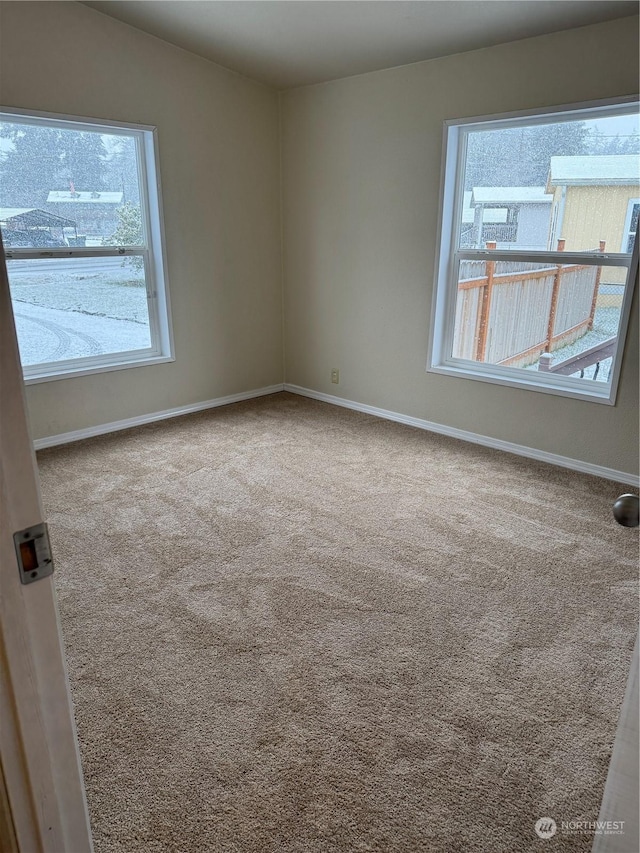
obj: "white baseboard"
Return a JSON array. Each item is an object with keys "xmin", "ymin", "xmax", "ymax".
[
  {"xmin": 33, "ymin": 384, "xmax": 285, "ymax": 450},
  {"xmin": 34, "ymin": 381, "xmax": 639, "ymax": 486},
  {"xmin": 284, "ymin": 384, "xmax": 639, "ymax": 487}
]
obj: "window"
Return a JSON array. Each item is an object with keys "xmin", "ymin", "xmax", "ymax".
[
  {"xmin": 0, "ymin": 108, "xmax": 173, "ymax": 382},
  {"xmin": 429, "ymin": 97, "xmax": 640, "ymax": 404},
  {"xmin": 622, "ymin": 198, "xmax": 639, "ymax": 253}
]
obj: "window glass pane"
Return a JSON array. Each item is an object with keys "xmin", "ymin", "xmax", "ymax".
[
  {"xmin": 624, "ymin": 201, "xmax": 639, "ymax": 252},
  {"xmin": 8, "ymin": 256, "xmax": 151, "ymax": 367},
  {"xmin": 452, "ymin": 258, "xmax": 625, "ymax": 384},
  {"xmin": 0, "ymin": 119, "xmax": 143, "ymax": 247},
  {"xmin": 458, "ymin": 114, "xmax": 640, "ymax": 252}
]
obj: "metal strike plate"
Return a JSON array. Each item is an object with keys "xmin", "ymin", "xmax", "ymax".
[{"xmin": 13, "ymin": 522, "xmax": 54, "ymax": 584}]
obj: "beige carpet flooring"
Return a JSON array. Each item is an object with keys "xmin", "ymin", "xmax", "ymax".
[{"xmin": 36, "ymin": 392, "xmax": 638, "ymax": 853}]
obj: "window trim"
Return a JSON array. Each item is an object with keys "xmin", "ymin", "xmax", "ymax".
[
  {"xmin": 428, "ymin": 95, "xmax": 640, "ymax": 406},
  {"xmin": 0, "ymin": 106, "xmax": 174, "ymax": 383},
  {"xmin": 621, "ymin": 197, "xmax": 640, "ymax": 253}
]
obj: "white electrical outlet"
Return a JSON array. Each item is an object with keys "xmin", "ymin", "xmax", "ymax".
[{"xmin": 331, "ymin": 368, "xmax": 339, "ymax": 384}]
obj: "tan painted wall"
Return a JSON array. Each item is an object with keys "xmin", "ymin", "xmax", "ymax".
[
  {"xmin": 0, "ymin": 1, "xmax": 283, "ymax": 439},
  {"xmin": 1, "ymin": 5, "xmax": 638, "ymax": 475},
  {"xmin": 281, "ymin": 16, "xmax": 640, "ymax": 475}
]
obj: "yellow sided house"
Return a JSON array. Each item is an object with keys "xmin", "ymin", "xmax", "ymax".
[
  {"xmin": 452, "ymin": 154, "xmax": 640, "ymax": 374},
  {"xmin": 547, "ymin": 154, "xmax": 640, "ymax": 284}
]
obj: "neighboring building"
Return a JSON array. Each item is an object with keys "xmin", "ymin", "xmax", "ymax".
[
  {"xmin": 460, "ymin": 191, "xmax": 508, "ymax": 247},
  {"xmin": 46, "ymin": 189, "xmax": 124, "ymax": 242},
  {"xmin": 466, "ymin": 186, "xmax": 552, "ymax": 249},
  {"xmin": 547, "ymin": 154, "xmax": 640, "ymax": 287},
  {"xmin": 546, "ymin": 154, "xmax": 640, "ymax": 258},
  {"xmin": 0, "ymin": 207, "xmax": 78, "ymax": 247}
]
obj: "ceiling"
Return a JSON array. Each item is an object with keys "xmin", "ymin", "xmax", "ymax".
[{"xmin": 84, "ymin": 1, "xmax": 639, "ymax": 90}]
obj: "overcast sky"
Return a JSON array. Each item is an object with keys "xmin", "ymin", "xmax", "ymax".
[{"xmin": 586, "ymin": 113, "xmax": 640, "ymax": 137}]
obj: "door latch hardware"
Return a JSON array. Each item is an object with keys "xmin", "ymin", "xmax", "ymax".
[{"xmin": 13, "ymin": 523, "xmax": 54, "ymax": 584}]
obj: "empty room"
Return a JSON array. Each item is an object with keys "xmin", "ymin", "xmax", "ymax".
[{"xmin": 0, "ymin": 2, "xmax": 639, "ymax": 852}]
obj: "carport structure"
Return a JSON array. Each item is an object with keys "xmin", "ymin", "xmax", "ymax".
[{"xmin": 0, "ymin": 208, "xmax": 78, "ymax": 247}]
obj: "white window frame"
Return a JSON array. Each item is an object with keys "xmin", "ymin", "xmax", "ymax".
[
  {"xmin": 0, "ymin": 107, "xmax": 174, "ymax": 384},
  {"xmin": 428, "ymin": 95, "xmax": 639, "ymax": 406},
  {"xmin": 621, "ymin": 197, "xmax": 640, "ymax": 253}
]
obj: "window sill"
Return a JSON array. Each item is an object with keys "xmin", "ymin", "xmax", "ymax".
[
  {"xmin": 427, "ymin": 361, "xmax": 616, "ymax": 405},
  {"xmin": 24, "ymin": 354, "xmax": 175, "ymax": 385}
]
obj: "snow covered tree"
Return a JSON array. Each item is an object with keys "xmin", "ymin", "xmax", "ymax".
[
  {"xmin": 0, "ymin": 122, "xmax": 108, "ymax": 207},
  {"xmin": 103, "ymin": 202, "xmax": 144, "ymax": 271},
  {"xmin": 465, "ymin": 122, "xmax": 590, "ymax": 189}
]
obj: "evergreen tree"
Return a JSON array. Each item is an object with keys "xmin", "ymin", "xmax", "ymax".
[
  {"xmin": 0, "ymin": 122, "xmax": 108, "ymax": 208},
  {"xmin": 103, "ymin": 136, "xmax": 141, "ymax": 205},
  {"xmin": 465, "ymin": 121, "xmax": 590, "ymax": 189},
  {"xmin": 0, "ymin": 122, "xmax": 64, "ymax": 207},
  {"xmin": 103, "ymin": 202, "xmax": 144, "ymax": 271},
  {"xmin": 585, "ymin": 128, "xmax": 640, "ymax": 155},
  {"xmin": 61, "ymin": 131, "xmax": 108, "ymax": 191}
]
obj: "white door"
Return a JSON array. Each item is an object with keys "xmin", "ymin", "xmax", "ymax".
[
  {"xmin": 592, "ymin": 635, "xmax": 639, "ymax": 852},
  {"xmin": 0, "ymin": 240, "xmax": 93, "ymax": 851}
]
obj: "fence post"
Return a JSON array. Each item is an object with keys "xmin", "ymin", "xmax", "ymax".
[
  {"xmin": 476, "ymin": 241, "xmax": 496, "ymax": 362},
  {"xmin": 545, "ymin": 238, "xmax": 565, "ymax": 352},
  {"xmin": 538, "ymin": 353, "xmax": 553, "ymax": 372},
  {"xmin": 588, "ymin": 240, "xmax": 605, "ymax": 330}
]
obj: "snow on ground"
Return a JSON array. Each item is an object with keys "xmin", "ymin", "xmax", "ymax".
[
  {"xmin": 8, "ymin": 257, "xmax": 149, "ymax": 322},
  {"xmin": 8, "ymin": 257, "xmax": 152, "ymax": 365},
  {"xmin": 11, "ymin": 279, "xmax": 149, "ymax": 324},
  {"xmin": 13, "ymin": 301, "xmax": 151, "ymax": 366},
  {"xmin": 524, "ymin": 306, "xmax": 620, "ymax": 382}
]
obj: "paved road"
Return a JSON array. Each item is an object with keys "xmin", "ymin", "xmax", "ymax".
[{"xmin": 8, "ymin": 256, "xmax": 134, "ymax": 278}]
